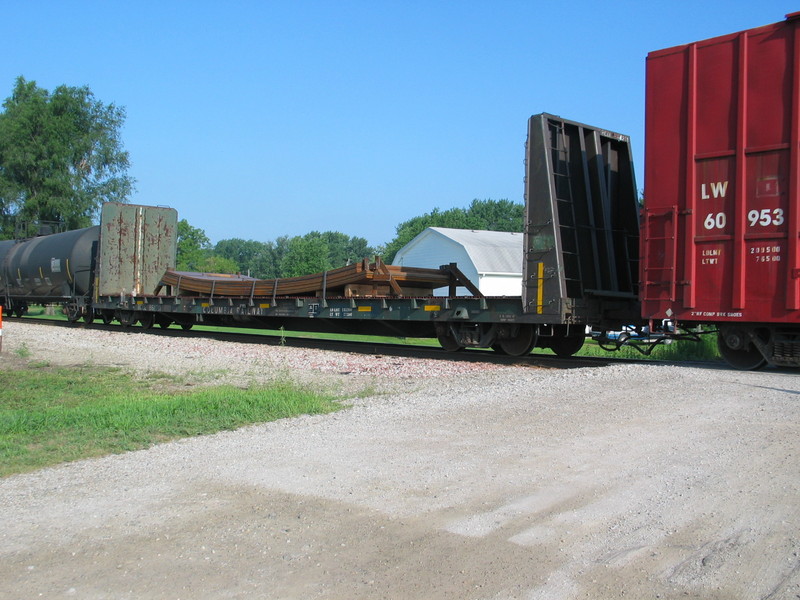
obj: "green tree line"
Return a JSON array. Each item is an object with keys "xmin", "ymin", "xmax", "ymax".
[
  {"xmin": 176, "ymin": 197, "xmax": 523, "ymax": 278},
  {"xmin": 176, "ymin": 220, "xmax": 377, "ymax": 278}
]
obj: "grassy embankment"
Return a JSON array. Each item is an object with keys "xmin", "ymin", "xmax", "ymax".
[{"xmin": 0, "ymin": 351, "xmax": 341, "ymax": 477}]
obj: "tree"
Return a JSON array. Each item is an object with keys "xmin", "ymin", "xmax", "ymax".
[
  {"xmin": 462, "ymin": 199, "xmax": 524, "ymax": 231},
  {"xmin": 0, "ymin": 76, "xmax": 134, "ymax": 238},
  {"xmin": 382, "ymin": 198, "xmax": 524, "ymax": 262},
  {"xmin": 195, "ymin": 255, "xmax": 240, "ymax": 274},
  {"xmin": 279, "ymin": 235, "xmax": 332, "ymax": 277},
  {"xmin": 176, "ymin": 219, "xmax": 212, "ymax": 271},
  {"xmin": 214, "ymin": 238, "xmax": 277, "ymax": 278},
  {"xmin": 310, "ymin": 231, "xmax": 375, "ymax": 269},
  {"xmin": 260, "ymin": 232, "xmax": 376, "ymax": 278}
]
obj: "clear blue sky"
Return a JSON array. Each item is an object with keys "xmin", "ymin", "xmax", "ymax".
[{"xmin": 0, "ymin": 1, "xmax": 791, "ymax": 247}]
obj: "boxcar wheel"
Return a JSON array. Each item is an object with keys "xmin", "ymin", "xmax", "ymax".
[
  {"xmin": 717, "ymin": 330, "xmax": 766, "ymax": 370},
  {"xmin": 138, "ymin": 313, "xmax": 155, "ymax": 329}
]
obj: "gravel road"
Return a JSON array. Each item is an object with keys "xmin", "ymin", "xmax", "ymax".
[{"xmin": 1, "ymin": 321, "xmax": 799, "ymax": 599}]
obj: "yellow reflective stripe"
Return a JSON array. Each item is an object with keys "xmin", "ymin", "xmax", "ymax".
[
  {"xmin": 424, "ymin": 305, "xmax": 441, "ymax": 312},
  {"xmin": 357, "ymin": 306, "xmax": 372, "ymax": 312},
  {"xmin": 536, "ymin": 262, "xmax": 544, "ymax": 314}
]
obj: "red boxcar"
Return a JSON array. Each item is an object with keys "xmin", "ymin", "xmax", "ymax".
[{"xmin": 642, "ymin": 13, "xmax": 800, "ymax": 369}]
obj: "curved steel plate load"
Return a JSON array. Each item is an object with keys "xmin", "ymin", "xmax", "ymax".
[{"xmin": 158, "ymin": 258, "xmax": 464, "ymax": 298}]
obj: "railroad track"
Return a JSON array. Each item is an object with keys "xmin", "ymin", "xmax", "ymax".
[{"xmin": 7, "ymin": 316, "xmax": 633, "ymax": 370}]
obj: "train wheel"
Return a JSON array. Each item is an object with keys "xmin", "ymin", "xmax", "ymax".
[
  {"xmin": 118, "ymin": 311, "xmax": 136, "ymax": 327},
  {"xmin": 156, "ymin": 315, "xmax": 172, "ymax": 329},
  {"xmin": 101, "ymin": 311, "xmax": 114, "ymax": 325},
  {"xmin": 180, "ymin": 322, "xmax": 194, "ymax": 331},
  {"xmin": 717, "ymin": 329, "xmax": 767, "ymax": 370},
  {"xmin": 138, "ymin": 313, "xmax": 155, "ymax": 329},
  {"xmin": 549, "ymin": 334, "xmax": 585, "ymax": 358},
  {"xmin": 498, "ymin": 325, "xmax": 537, "ymax": 356},
  {"xmin": 65, "ymin": 304, "xmax": 82, "ymax": 323},
  {"xmin": 491, "ymin": 344, "xmax": 508, "ymax": 355},
  {"xmin": 83, "ymin": 310, "xmax": 94, "ymax": 324},
  {"xmin": 437, "ymin": 329, "xmax": 463, "ymax": 352}
]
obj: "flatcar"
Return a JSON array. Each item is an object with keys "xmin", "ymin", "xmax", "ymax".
[{"xmin": 0, "ymin": 114, "xmax": 641, "ymax": 361}]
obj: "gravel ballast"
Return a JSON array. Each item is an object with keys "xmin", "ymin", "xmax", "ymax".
[{"xmin": 0, "ymin": 321, "xmax": 799, "ymax": 599}]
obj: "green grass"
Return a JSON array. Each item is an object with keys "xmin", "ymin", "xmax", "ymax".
[
  {"xmin": 19, "ymin": 305, "xmax": 439, "ymax": 346},
  {"xmin": 0, "ymin": 362, "xmax": 342, "ymax": 477},
  {"xmin": 576, "ymin": 332, "xmax": 721, "ymax": 362}
]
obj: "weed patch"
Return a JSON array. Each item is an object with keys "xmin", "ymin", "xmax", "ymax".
[{"xmin": 0, "ymin": 363, "xmax": 341, "ymax": 477}]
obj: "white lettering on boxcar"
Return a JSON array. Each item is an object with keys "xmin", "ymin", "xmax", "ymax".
[
  {"xmin": 690, "ymin": 311, "xmax": 743, "ymax": 318},
  {"xmin": 750, "ymin": 245, "xmax": 782, "ymax": 263},
  {"xmin": 747, "ymin": 208, "xmax": 785, "ymax": 227},
  {"xmin": 703, "ymin": 212, "xmax": 727, "ymax": 229},
  {"xmin": 700, "ymin": 247, "xmax": 722, "ymax": 265},
  {"xmin": 701, "ymin": 181, "xmax": 729, "ymax": 199}
]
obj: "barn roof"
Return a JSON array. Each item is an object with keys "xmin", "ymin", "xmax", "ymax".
[{"xmin": 399, "ymin": 227, "xmax": 523, "ymax": 274}]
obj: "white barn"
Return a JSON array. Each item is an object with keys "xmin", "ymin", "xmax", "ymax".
[{"xmin": 392, "ymin": 227, "xmax": 523, "ymax": 296}]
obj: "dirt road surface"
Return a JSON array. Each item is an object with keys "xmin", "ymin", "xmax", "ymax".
[{"xmin": 0, "ymin": 323, "xmax": 799, "ymax": 599}]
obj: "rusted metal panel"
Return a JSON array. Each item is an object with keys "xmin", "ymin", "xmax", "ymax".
[
  {"xmin": 523, "ymin": 113, "xmax": 640, "ymax": 326},
  {"xmin": 643, "ymin": 14, "xmax": 800, "ymax": 325},
  {"xmin": 97, "ymin": 203, "xmax": 178, "ymax": 297}
]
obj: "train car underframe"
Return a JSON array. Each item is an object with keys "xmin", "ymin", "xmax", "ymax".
[
  {"xmin": 22, "ymin": 290, "xmax": 792, "ymax": 369},
  {"xmin": 83, "ymin": 293, "xmax": 600, "ymax": 358},
  {"xmin": 715, "ymin": 323, "xmax": 800, "ymax": 370}
]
